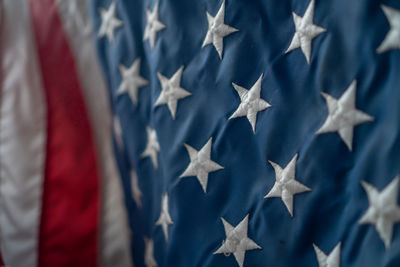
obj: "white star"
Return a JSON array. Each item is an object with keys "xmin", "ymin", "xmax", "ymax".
[
  {"xmin": 141, "ymin": 127, "xmax": 160, "ymax": 169},
  {"xmin": 179, "ymin": 138, "xmax": 223, "ymax": 193},
  {"xmin": 214, "ymin": 214, "xmax": 261, "ymax": 267},
  {"xmin": 359, "ymin": 176, "xmax": 400, "ymax": 249},
  {"xmin": 144, "ymin": 1, "xmax": 166, "ymax": 50},
  {"xmin": 144, "ymin": 237, "xmax": 157, "ymax": 267},
  {"xmin": 285, "ymin": 0, "xmax": 326, "ymax": 64},
  {"xmin": 229, "ymin": 74, "xmax": 271, "ymax": 133},
  {"xmin": 313, "ymin": 242, "xmax": 341, "ymax": 267},
  {"xmin": 377, "ymin": 5, "xmax": 400, "ymax": 53},
  {"xmin": 264, "ymin": 154, "xmax": 311, "ymax": 217},
  {"xmin": 131, "ymin": 170, "xmax": 142, "ymax": 209},
  {"xmin": 202, "ymin": 0, "xmax": 238, "ymax": 59},
  {"xmin": 155, "ymin": 66, "xmax": 191, "ymax": 119},
  {"xmin": 117, "ymin": 58, "xmax": 148, "ymax": 105},
  {"xmin": 98, "ymin": 1, "xmax": 122, "ymax": 42},
  {"xmin": 113, "ymin": 115, "xmax": 124, "ymax": 150},
  {"xmin": 317, "ymin": 80, "xmax": 374, "ymax": 151},
  {"xmin": 156, "ymin": 193, "xmax": 173, "ymax": 242}
]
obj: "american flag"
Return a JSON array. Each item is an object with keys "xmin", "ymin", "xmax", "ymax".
[{"xmin": 0, "ymin": 0, "xmax": 399, "ymax": 266}]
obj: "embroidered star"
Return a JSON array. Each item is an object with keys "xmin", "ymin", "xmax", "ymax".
[
  {"xmin": 117, "ymin": 58, "xmax": 148, "ymax": 105},
  {"xmin": 229, "ymin": 74, "xmax": 271, "ymax": 133},
  {"xmin": 144, "ymin": 1, "xmax": 166, "ymax": 49},
  {"xmin": 131, "ymin": 170, "xmax": 142, "ymax": 209},
  {"xmin": 285, "ymin": 0, "xmax": 326, "ymax": 64},
  {"xmin": 144, "ymin": 237, "xmax": 157, "ymax": 267},
  {"xmin": 264, "ymin": 154, "xmax": 311, "ymax": 217},
  {"xmin": 113, "ymin": 115, "xmax": 124, "ymax": 150},
  {"xmin": 155, "ymin": 66, "xmax": 191, "ymax": 119},
  {"xmin": 156, "ymin": 193, "xmax": 173, "ymax": 242},
  {"xmin": 214, "ymin": 214, "xmax": 261, "ymax": 267},
  {"xmin": 313, "ymin": 242, "xmax": 341, "ymax": 267},
  {"xmin": 317, "ymin": 80, "xmax": 374, "ymax": 151},
  {"xmin": 179, "ymin": 138, "xmax": 223, "ymax": 193},
  {"xmin": 377, "ymin": 5, "xmax": 400, "ymax": 53},
  {"xmin": 141, "ymin": 127, "xmax": 160, "ymax": 169},
  {"xmin": 202, "ymin": 0, "xmax": 238, "ymax": 59},
  {"xmin": 98, "ymin": 1, "xmax": 122, "ymax": 42},
  {"xmin": 359, "ymin": 177, "xmax": 400, "ymax": 249}
]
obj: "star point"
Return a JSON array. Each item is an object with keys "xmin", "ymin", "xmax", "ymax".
[
  {"xmin": 155, "ymin": 66, "xmax": 191, "ymax": 119},
  {"xmin": 377, "ymin": 5, "xmax": 400, "ymax": 53},
  {"xmin": 144, "ymin": 237, "xmax": 157, "ymax": 267},
  {"xmin": 117, "ymin": 58, "xmax": 148, "ymax": 105},
  {"xmin": 141, "ymin": 127, "xmax": 160, "ymax": 169},
  {"xmin": 317, "ymin": 80, "xmax": 374, "ymax": 151},
  {"xmin": 359, "ymin": 176, "xmax": 400, "ymax": 249},
  {"xmin": 264, "ymin": 154, "xmax": 311, "ymax": 217},
  {"xmin": 130, "ymin": 170, "xmax": 142, "ymax": 209},
  {"xmin": 98, "ymin": 1, "xmax": 122, "ymax": 42},
  {"xmin": 144, "ymin": 1, "xmax": 166, "ymax": 50},
  {"xmin": 202, "ymin": 0, "xmax": 238, "ymax": 59},
  {"xmin": 285, "ymin": 0, "xmax": 326, "ymax": 63},
  {"xmin": 313, "ymin": 242, "xmax": 341, "ymax": 267},
  {"xmin": 113, "ymin": 115, "xmax": 124, "ymax": 150},
  {"xmin": 214, "ymin": 214, "xmax": 261, "ymax": 267},
  {"xmin": 229, "ymin": 74, "xmax": 271, "ymax": 133},
  {"xmin": 156, "ymin": 193, "xmax": 173, "ymax": 242},
  {"xmin": 180, "ymin": 138, "xmax": 223, "ymax": 193}
]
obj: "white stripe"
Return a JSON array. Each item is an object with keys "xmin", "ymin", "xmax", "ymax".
[
  {"xmin": 55, "ymin": 1, "xmax": 133, "ymax": 267},
  {"xmin": 0, "ymin": 0, "xmax": 47, "ymax": 266}
]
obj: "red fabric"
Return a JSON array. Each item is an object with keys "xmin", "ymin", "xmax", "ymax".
[
  {"xmin": 29, "ymin": 0, "xmax": 100, "ymax": 266},
  {"xmin": 0, "ymin": 252, "xmax": 3, "ymax": 266}
]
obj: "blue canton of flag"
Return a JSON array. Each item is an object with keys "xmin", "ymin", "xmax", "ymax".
[{"xmin": 91, "ymin": 0, "xmax": 400, "ymax": 266}]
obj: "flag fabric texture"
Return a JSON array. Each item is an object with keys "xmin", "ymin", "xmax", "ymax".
[{"xmin": 1, "ymin": 0, "xmax": 400, "ymax": 266}]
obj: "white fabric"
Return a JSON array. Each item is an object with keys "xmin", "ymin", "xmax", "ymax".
[
  {"xmin": 230, "ymin": 74, "xmax": 271, "ymax": 133},
  {"xmin": 316, "ymin": 80, "xmax": 374, "ymax": 151},
  {"xmin": 359, "ymin": 178, "xmax": 400, "ymax": 249},
  {"xmin": 0, "ymin": 0, "xmax": 47, "ymax": 266},
  {"xmin": 202, "ymin": 0, "xmax": 238, "ymax": 59},
  {"xmin": 285, "ymin": 0, "xmax": 326, "ymax": 64},
  {"xmin": 377, "ymin": 5, "xmax": 400, "ymax": 53},
  {"xmin": 179, "ymin": 138, "xmax": 224, "ymax": 193},
  {"xmin": 144, "ymin": 1, "xmax": 166, "ymax": 50},
  {"xmin": 264, "ymin": 154, "xmax": 311, "ymax": 217},
  {"xmin": 55, "ymin": 1, "xmax": 133, "ymax": 266},
  {"xmin": 155, "ymin": 66, "xmax": 191, "ymax": 119},
  {"xmin": 214, "ymin": 215, "xmax": 261, "ymax": 267},
  {"xmin": 313, "ymin": 242, "xmax": 341, "ymax": 267}
]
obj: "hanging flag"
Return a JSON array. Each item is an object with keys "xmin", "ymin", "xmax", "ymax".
[
  {"xmin": 92, "ymin": 0, "xmax": 400, "ymax": 266},
  {"xmin": 1, "ymin": 0, "xmax": 400, "ymax": 266}
]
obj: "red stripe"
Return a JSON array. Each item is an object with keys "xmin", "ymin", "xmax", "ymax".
[{"xmin": 29, "ymin": 1, "xmax": 100, "ymax": 266}]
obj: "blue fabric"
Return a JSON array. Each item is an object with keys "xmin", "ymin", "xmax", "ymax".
[{"xmin": 91, "ymin": 0, "xmax": 400, "ymax": 266}]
